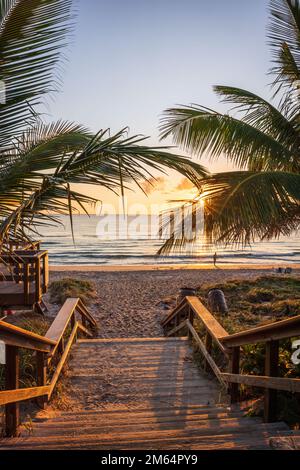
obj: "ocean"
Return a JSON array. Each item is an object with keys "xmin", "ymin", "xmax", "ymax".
[{"xmin": 39, "ymin": 215, "xmax": 300, "ymax": 266}]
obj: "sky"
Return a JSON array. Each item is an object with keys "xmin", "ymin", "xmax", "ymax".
[{"xmin": 48, "ymin": 0, "xmax": 271, "ymax": 213}]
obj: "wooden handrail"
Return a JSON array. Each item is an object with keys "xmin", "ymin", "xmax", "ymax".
[
  {"xmin": 162, "ymin": 295, "xmax": 300, "ymax": 424},
  {"xmin": 0, "ymin": 386, "xmax": 50, "ymax": 407},
  {"xmin": 45, "ymin": 298, "xmax": 80, "ymax": 360},
  {"xmin": 0, "ymin": 320, "xmax": 56, "ymax": 352},
  {"xmin": 0, "ymin": 297, "xmax": 97, "ymax": 437},
  {"xmin": 220, "ymin": 314, "xmax": 300, "ymax": 347}
]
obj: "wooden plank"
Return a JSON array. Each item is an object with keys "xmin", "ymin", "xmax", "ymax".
[
  {"xmin": 0, "ymin": 386, "xmax": 50, "ymax": 406},
  {"xmin": 264, "ymin": 341, "xmax": 279, "ymax": 423},
  {"xmin": 36, "ymin": 352, "xmax": 47, "ymax": 409},
  {"xmin": 185, "ymin": 297, "xmax": 229, "ymax": 356},
  {"xmin": 166, "ymin": 320, "xmax": 188, "ymax": 337},
  {"xmin": 229, "ymin": 347, "xmax": 240, "ymax": 403},
  {"xmin": 186, "ymin": 297, "xmax": 228, "ymax": 340},
  {"xmin": 45, "ymin": 298, "xmax": 79, "ymax": 357},
  {"xmin": 5, "ymin": 345, "xmax": 19, "ymax": 436},
  {"xmin": 0, "ymin": 320, "xmax": 55, "ymax": 352},
  {"xmin": 77, "ymin": 322, "xmax": 93, "ymax": 338},
  {"xmin": 186, "ymin": 320, "xmax": 227, "ymax": 389},
  {"xmin": 35, "ymin": 257, "xmax": 41, "ymax": 303},
  {"xmin": 77, "ymin": 300, "xmax": 97, "ymax": 327},
  {"xmin": 204, "ymin": 332, "xmax": 212, "ymax": 373},
  {"xmin": 48, "ymin": 322, "xmax": 79, "ymax": 398},
  {"xmin": 161, "ymin": 298, "xmax": 188, "ymax": 327},
  {"xmin": 42, "ymin": 253, "xmax": 49, "ymax": 293},
  {"xmin": 221, "ymin": 314, "xmax": 300, "ymax": 347},
  {"xmin": 221, "ymin": 372, "xmax": 300, "ymax": 392},
  {"xmin": 23, "ymin": 262, "xmax": 30, "ymax": 304}
]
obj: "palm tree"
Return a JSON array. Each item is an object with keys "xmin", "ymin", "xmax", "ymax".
[
  {"xmin": 158, "ymin": 0, "xmax": 300, "ymax": 254},
  {"xmin": 0, "ymin": 0, "xmax": 207, "ymax": 249}
]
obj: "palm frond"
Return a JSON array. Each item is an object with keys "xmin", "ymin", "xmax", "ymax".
[
  {"xmin": 158, "ymin": 171, "xmax": 300, "ymax": 254},
  {"xmin": 214, "ymin": 85, "xmax": 299, "ymax": 145},
  {"xmin": 268, "ymin": 0, "xmax": 300, "ymax": 102},
  {"xmin": 160, "ymin": 104, "xmax": 295, "ymax": 171},
  {"xmin": 0, "ymin": 128, "xmax": 208, "ymax": 241},
  {"xmin": 0, "ymin": 0, "xmax": 74, "ymax": 147}
]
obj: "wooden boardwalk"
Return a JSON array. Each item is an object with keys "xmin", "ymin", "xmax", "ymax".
[{"xmin": 0, "ymin": 337, "xmax": 290, "ymax": 450}]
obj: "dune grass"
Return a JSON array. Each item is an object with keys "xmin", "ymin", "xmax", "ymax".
[
  {"xmin": 194, "ymin": 275, "xmax": 300, "ymax": 425},
  {"xmin": 49, "ymin": 277, "xmax": 96, "ymax": 305}
]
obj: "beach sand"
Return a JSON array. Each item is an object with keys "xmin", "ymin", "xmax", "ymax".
[{"xmin": 47, "ymin": 264, "xmax": 300, "ymax": 338}]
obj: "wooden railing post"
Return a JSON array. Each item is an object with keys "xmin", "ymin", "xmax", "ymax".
[
  {"xmin": 204, "ymin": 332, "xmax": 213, "ymax": 372},
  {"xmin": 23, "ymin": 262, "xmax": 30, "ymax": 305},
  {"xmin": 187, "ymin": 306, "xmax": 194, "ymax": 340},
  {"xmin": 264, "ymin": 340, "xmax": 279, "ymax": 423},
  {"xmin": 36, "ymin": 351, "xmax": 47, "ymax": 409},
  {"xmin": 5, "ymin": 345, "xmax": 19, "ymax": 437},
  {"xmin": 229, "ymin": 346, "xmax": 240, "ymax": 403},
  {"xmin": 35, "ymin": 257, "xmax": 41, "ymax": 303}
]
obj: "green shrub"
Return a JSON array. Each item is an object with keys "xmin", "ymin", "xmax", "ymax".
[{"xmin": 49, "ymin": 277, "xmax": 96, "ymax": 305}]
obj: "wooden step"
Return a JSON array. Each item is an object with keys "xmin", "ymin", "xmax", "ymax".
[
  {"xmin": 0, "ymin": 423, "xmax": 289, "ymax": 450},
  {"xmin": 0, "ymin": 336, "xmax": 290, "ymax": 450}
]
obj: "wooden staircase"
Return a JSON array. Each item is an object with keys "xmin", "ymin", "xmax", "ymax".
[{"xmin": 0, "ymin": 337, "xmax": 290, "ymax": 450}]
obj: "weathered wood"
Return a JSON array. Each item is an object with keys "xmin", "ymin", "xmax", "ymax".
[
  {"xmin": 229, "ymin": 347, "xmax": 240, "ymax": 403},
  {"xmin": 186, "ymin": 320, "xmax": 227, "ymax": 388},
  {"xmin": 161, "ymin": 297, "xmax": 188, "ymax": 327},
  {"xmin": 42, "ymin": 254, "xmax": 49, "ymax": 293},
  {"xmin": 221, "ymin": 372, "xmax": 300, "ymax": 392},
  {"xmin": 186, "ymin": 296, "xmax": 229, "ymax": 355},
  {"xmin": 264, "ymin": 341, "xmax": 279, "ymax": 423},
  {"xmin": 0, "ymin": 250, "xmax": 48, "ymax": 308},
  {"xmin": 77, "ymin": 322, "xmax": 94, "ymax": 338},
  {"xmin": 0, "ymin": 386, "xmax": 50, "ymax": 406},
  {"xmin": 0, "ymin": 320, "xmax": 55, "ymax": 352},
  {"xmin": 0, "ymin": 337, "xmax": 290, "ymax": 450},
  {"xmin": 35, "ymin": 257, "xmax": 41, "ymax": 303},
  {"xmin": 221, "ymin": 314, "xmax": 300, "ymax": 347},
  {"xmin": 166, "ymin": 319, "xmax": 187, "ymax": 337},
  {"xmin": 48, "ymin": 322, "xmax": 79, "ymax": 398},
  {"xmin": 204, "ymin": 332, "xmax": 213, "ymax": 373},
  {"xmin": 36, "ymin": 352, "xmax": 47, "ymax": 409},
  {"xmin": 5, "ymin": 345, "xmax": 19, "ymax": 436},
  {"xmin": 45, "ymin": 298, "xmax": 79, "ymax": 357},
  {"xmin": 77, "ymin": 300, "xmax": 98, "ymax": 327},
  {"xmin": 24, "ymin": 262, "xmax": 30, "ymax": 304}
]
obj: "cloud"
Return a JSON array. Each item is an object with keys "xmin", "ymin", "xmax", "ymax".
[
  {"xmin": 141, "ymin": 177, "xmax": 166, "ymax": 194},
  {"xmin": 176, "ymin": 178, "xmax": 195, "ymax": 191}
]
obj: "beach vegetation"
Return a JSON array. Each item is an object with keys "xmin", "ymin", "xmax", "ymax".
[
  {"xmin": 49, "ymin": 278, "xmax": 96, "ymax": 305},
  {"xmin": 193, "ymin": 274, "xmax": 300, "ymax": 424},
  {"xmin": 159, "ymin": 0, "xmax": 300, "ymax": 254}
]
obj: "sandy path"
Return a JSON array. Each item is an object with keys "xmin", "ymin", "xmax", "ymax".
[{"xmin": 48, "ymin": 267, "xmax": 283, "ymax": 338}]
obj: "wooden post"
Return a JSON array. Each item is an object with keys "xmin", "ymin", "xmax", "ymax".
[
  {"xmin": 36, "ymin": 351, "xmax": 47, "ymax": 409},
  {"xmin": 35, "ymin": 257, "xmax": 41, "ymax": 303},
  {"xmin": 188, "ymin": 307, "xmax": 194, "ymax": 340},
  {"xmin": 229, "ymin": 346, "xmax": 240, "ymax": 403},
  {"xmin": 5, "ymin": 345, "xmax": 19, "ymax": 437},
  {"xmin": 204, "ymin": 332, "xmax": 213, "ymax": 372},
  {"xmin": 264, "ymin": 340, "xmax": 279, "ymax": 423},
  {"xmin": 42, "ymin": 253, "xmax": 49, "ymax": 293},
  {"xmin": 23, "ymin": 262, "xmax": 30, "ymax": 305},
  {"xmin": 58, "ymin": 337, "xmax": 65, "ymax": 355},
  {"xmin": 82, "ymin": 315, "xmax": 87, "ymax": 329}
]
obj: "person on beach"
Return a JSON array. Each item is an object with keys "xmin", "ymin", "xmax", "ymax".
[{"xmin": 213, "ymin": 252, "xmax": 217, "ymax": 267}]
